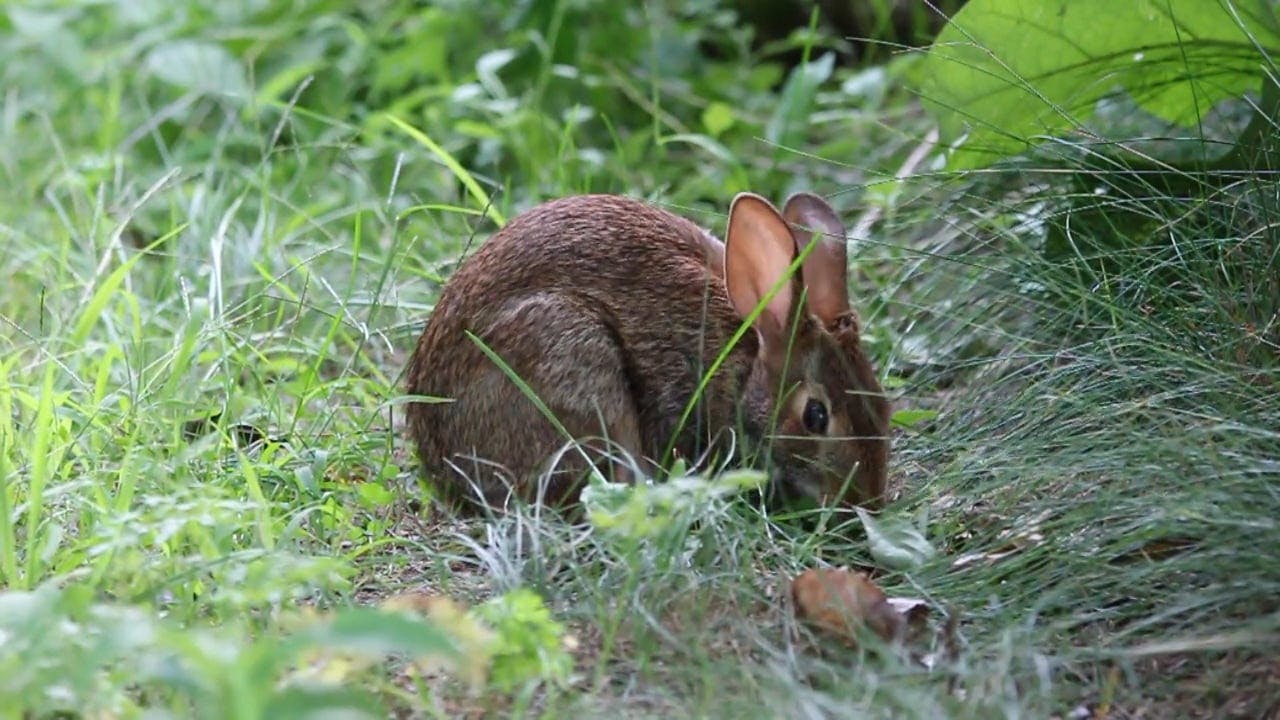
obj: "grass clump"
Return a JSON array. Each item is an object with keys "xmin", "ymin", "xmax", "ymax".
[{"xmin": 1, "ymin": 0, "xmax": 1277, "ymax": 717}]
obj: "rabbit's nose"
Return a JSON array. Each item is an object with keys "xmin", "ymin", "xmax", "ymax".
[{"xmin": 784, "ymin": 470, "xmax": 829, "ymax": 505}]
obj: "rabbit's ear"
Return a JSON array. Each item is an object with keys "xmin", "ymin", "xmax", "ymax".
[
  {"xmin": 783, "ymin": 192, "xmax": 849, "ymax": 324},
  {"xmin": 725, "ymin": 193, "xmax": 800, "ymax": 346}
]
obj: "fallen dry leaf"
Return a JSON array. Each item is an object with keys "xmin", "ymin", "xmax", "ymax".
[
  {"xmin": 791, "ymin": 568, "xmax": 924, "ymax": 647},
  {"xmin": 887, "ymin": 597, "xmax": 931, "ymax": 641}
]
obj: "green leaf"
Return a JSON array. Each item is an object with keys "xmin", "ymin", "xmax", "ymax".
[
  {"xmin": 255, "ymin": 58, "xmax": 326, "ymax": 108},
  {"xmin": 857, "ymin": 508, "xmax": 937, "ymax": 571},
  {"xmin": 659, "ymin": 133, "xmax": 736, "ymax": 163},
  {"xmin": 582, "ymin": 478, "xmax": 675, "ymax": 539},
  {"xmin": 264, "ymin": 687, "xmax": 385, "ymax": 719},
  {"xmin": 918, "ymin": 0, "xmax": 1280, "ymax": 169},
  {"xmin": 710, "ymin": 468, "xmax": 769, "ymax": 493},
  {"xmin": 766, "ymin": 51, "xmax": 835, "ymax": 152},
  {"xmin": 355, "ymin": 482, "xmax": 396, "ymax": 508},
  {"xmin": 8, "ymin": 6, "xmax": 93, "ymax": 79},
  {"xmin": 296, "ymin": 607, "xmax": 460, "ymax": 660},
  {"xmin": 701, "ymin": 101, "xmax": 736, "ymax": 137},
  {"xmin": 891, "ymin": 408, "xmax": 940, "ymax": 429},
  {"xmin": 472, "ymin": 588, "xmax": 571, "ymax": 692},
  {"xmin": 582, "ymin": 466, "xmax": 764, "ymax": 541},
  {"xmin": 144, "ymin": 40, "xmax": 250, "ymax": 99}
]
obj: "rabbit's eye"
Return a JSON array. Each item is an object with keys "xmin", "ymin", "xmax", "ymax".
[{"xmin": 802, "ymin": 398, "xmax": 829, "ymax": 434}]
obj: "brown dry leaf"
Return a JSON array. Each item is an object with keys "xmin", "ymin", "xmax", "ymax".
[
  {"xmin": 791, "ymin": 568, "xmax": 924, "ymax": 647},
  {"xmin": 886, "ymin": 597, "xmax": 931, "ymax": 644}
]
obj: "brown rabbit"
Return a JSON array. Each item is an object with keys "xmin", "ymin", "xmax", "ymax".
[{"xmin": 405, "ymin": 192, "xmax": 891, "ymax": 513}]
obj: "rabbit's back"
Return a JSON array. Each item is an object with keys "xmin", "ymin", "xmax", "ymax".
[{"xmin": 444, "ymin": 195, "xmax": 719, "ymax": 292}]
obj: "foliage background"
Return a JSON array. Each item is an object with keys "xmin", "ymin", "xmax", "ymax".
[{"xmin": 1, "ymin": 0, "xmax": 1277, "ymax": 717}]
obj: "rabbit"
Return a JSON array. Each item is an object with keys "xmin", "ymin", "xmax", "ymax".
[{"xmin": 404, "ymin": 192, "xmax": 891, "ymax": 513}]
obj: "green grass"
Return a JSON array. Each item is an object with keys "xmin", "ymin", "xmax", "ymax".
[{"xmin": 2, "ymin": 1, "xmax": 1278, "ymax": 718}]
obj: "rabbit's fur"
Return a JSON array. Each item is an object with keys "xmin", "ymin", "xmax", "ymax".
[{"xmin": 405, "ymin": 192, "xmax": 891, "ymax": 513}]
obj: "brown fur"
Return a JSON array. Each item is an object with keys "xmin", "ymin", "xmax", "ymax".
[{"xmin": 405, "ymin": 193, "xmax": 891, "ymax": 513}]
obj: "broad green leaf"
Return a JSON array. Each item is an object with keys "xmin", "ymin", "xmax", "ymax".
[
  {"xmin": 919, "ymin": 0, "xmax": 1280, "ymax": 168},
  {"xmin": 354, "ymin": 481, "xmax": 395, "ymax": 508},
  {"xmin": 297, "ymin": 607, "xmax": 460, "ymax": 660},
  {"xmin": 766, "ymin": 51, "xmax": 835, "ymax": 152},
  {"xmin": 857, "ymin": 508, "xmax": 937, "ymax": 571},
  {"xmin": 144, "ymin": 40, "xmax": 250, "ymax": 99},
  {"xmin": 702, "ymin": 101, "xmax": 737, "ymax": 137},
  {"xmin": 7, "ymin": 6, "xmax": 93, "ymax": 79}
]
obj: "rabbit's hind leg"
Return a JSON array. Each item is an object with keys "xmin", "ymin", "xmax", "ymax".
[{"xmin": 476, "ymin": 292, "xmax": 645, "ymax": 506}]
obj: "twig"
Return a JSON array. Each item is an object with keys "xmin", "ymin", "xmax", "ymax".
[{"xmin": 850, "ymin": 127, "xmax": 940, "ymax": 241}]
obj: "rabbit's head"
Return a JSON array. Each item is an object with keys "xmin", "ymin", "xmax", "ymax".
[{"xmin": 724, "ymin": 193, "xmax": 891, "ymax": 509}]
